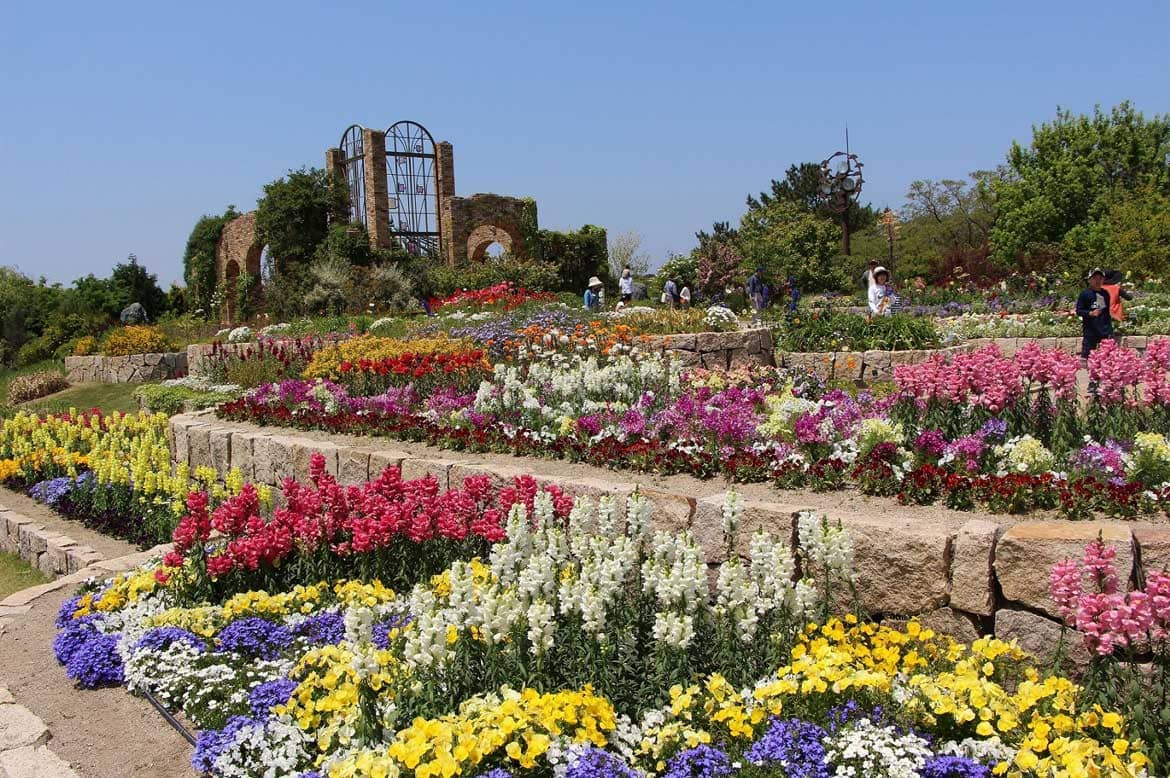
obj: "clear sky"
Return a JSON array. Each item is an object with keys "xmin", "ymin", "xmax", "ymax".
[{"xmin": 2, "ymin": 0, "xmax": 1168, "ymax": 287}]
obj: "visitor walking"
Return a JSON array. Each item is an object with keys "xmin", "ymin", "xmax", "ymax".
[
  {"xmin": 747, "ymin": 267, "xmax": 766, "ymax": 322},
  {"xmin": 584, "ymin": 276, "xmax": 604, "ymax": 311},
  {"xmin": 1076, "ymin": 268, "xmax": 1113, "ymax": 360},
  {"xmin": 785, "ymin": 274, "xmax": 800, "ymax": 314},
  {"xmin": 619, "ymin": 266, "xmax": 634, "ymax": 303},
  {"xmin": 662, "ymin": 277, "xmax": 681, "ymax": 308},
  {"xmin": 1102, "ymin": 269, "xmax": 1133, "ymax": 338},
  {"xmin": 679, "ymin": 283, "xmax": 692, "ymax": 307},
  {"xmin": 868, "ymin": 266, "xmax": 895, "ymax": 317}
]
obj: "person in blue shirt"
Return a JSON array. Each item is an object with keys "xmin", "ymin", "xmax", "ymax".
[
  {"xmin": 662, "ymin": 277, "xmax": 680, "ymax": 308},
  {"xmin": 746, "ymin": 267, "xmax": 766, "ymax": 322},
  {"xmin": 786, "ymin": 274, "xmax": 800, "ymax": 314},
  {"xmin": 584, "ymin": 276, "xmax": 604, "ymax": 311},
  {"xmin": 1076, "ymin": 268, "xmax": 1113, "ymax": 360}
]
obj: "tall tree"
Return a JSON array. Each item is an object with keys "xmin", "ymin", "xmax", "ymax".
[
  {"xmin": 990, "ymin": 102, "xmax": 1170, "ymax": 266},
  {"xmin": 255, "ymin": 168, "xmax": 350, "ymax": 271},
  {"xmin": 746, "ymin": 162, "xmax": 878, "ymax": 242},
  {"xmin": 182, "ymin": 206, "xmax": 240, "ymax": 315},
  {"xmin": 607, "ymin": 230, "xmax": 651, "ymax": 277},
  {"xmin": 736, "ymin": 200, "xmax": 842, "ymax": 292}
]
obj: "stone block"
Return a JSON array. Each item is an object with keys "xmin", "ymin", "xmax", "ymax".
[
  {"xmin": 338, "ymin": 448, "xmax": 373, "ymax": 485},
  {"xmin": 18, "ymin": 524, "xmax": 47, "ymax": 557},
  {"xmin": 657, "ymin": 334, "xmax": 696, "ymax": 352},
  {"xmin": 209, "ymin": 427, "xmax": 233, "ymax": 477},
  {"xmin": 837, "ymin": 352, "xmax": 864, "ymax": 380},
  {"xmin": 401, "ymin": 458, "xmax": 467, "ymax": 489},
  {"xmin": 0, "ymin": 704, "xmax": 49, "ymax": 749},
  {"xmin": 291, "ymin": 440, "xmax": 340, "ymax": 484},
  {"xmin": 666, "ymin": 348, "xmax": 700, "ymax": 367},
  {"xmin": 995, "ymin": 521, "xmax": 1134, "ymax": 618},
  {"xmin": 950, "ymin": 519, "xmax": 1000, "ymax": 616},
  {"xmin": 1134, "ymin": 525, "xmax": 1170, "ymax": 576},
  {"xmin": 229, "ymin": 431, "xmax": 255, "ymax": 482},
  {"xmin": 265, "ymin": 435, "xmax": 300, "ymax": 483},
  {"xmin": 0, "ymin": 744, "xmax": 82, "ymax": 777},
  {"xmin": 369, "ymin": 450, "xmax": 410, "ymax": 479},
  {"xmin": 641, "ymin": 488, "xmax": 694, "ymax": 535},
  {"xmin": 995, "ymin": 608, "xmax": 1090, "ymax": 669},
  {"xmin": 187, "ymin": 424, "xmax": 212, "ymax": 470},
  {"xmin": 833, "ymin": 513, "xmax": 952, "ymax": 616}
]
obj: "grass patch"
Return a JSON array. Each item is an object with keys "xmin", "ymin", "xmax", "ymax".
[
  {"xmin": 0, "ymin": 550, "xmax": 49, "ymax": 598},
  {"xmin": 10, "ymin": 382, "xmax": 143, "ymax": 418}
]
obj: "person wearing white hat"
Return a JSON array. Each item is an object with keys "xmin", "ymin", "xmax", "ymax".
[
  {"xmin": 868, "ymin": 266, "xmax": 894, "ymax": 316},
  {"xmin": 584, "ymin": 276, "xmax": 604, "ymax": 311}
]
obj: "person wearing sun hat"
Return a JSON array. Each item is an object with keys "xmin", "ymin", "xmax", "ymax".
[
  {"xmin": 868, "ymin": 266, "xmax": 895, "ymax": 317},
  {"xmin": 1076, "ymin": 268, "xmax": 1113, "ymax": 360},
  {"xmin": 584, "ymin": 276, "xmax": 604, "ymax": 311}
]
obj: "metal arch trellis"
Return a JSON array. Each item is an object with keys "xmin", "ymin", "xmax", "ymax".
[
  {"xmin": 339, "ymin": 124, "xmax": 367, "ymax": 227},
  {"xmin": 385, "ymin": 120, "xmax": 440, "ymax": 256}
]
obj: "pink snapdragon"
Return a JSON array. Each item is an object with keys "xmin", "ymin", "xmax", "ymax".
[
  {"xmin": 1048, "ymin": 538, "xmax": 1170, "ymax": 655},
  {"xmin": 1014, "ymin": 342, "xmax": 1080, "ymax": 400},
  {"xmin": 1089, "ymin": 340, "xmax": 1145, "ymax": 404}
]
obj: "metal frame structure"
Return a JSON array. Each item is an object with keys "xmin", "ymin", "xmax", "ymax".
[
  {"xmin": 339, "ymin": 124, "xmax": 367, "ymax": 227},
  {"xmin": 385, "ymin": 120, "xmax": 440, "ymax": 256},
  {"xmin": 819, "ymin": 132, "xmax": 864, "ymax": 255}
]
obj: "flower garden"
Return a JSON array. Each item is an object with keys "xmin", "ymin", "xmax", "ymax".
[{"xmin": 3, "ymin": 282, "xmax": 1170, "ymax": 777}]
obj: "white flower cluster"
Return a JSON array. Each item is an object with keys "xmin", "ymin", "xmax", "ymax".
[
  {"xmin": 796, "ymin": 511, "xmax": 855, "ymax": 584},
  {"xmin": 994, "ymin": 434, "xmax": 1055, "ymax": 476},
  {"xmin": 204, "ymin": 714, "xmax": 310, "ymax": 778},
  {"xmin": 161, "ymin": 375, "xmax": 242, "ymax": 394},
  {"xmin": 258, "ymin": 322, "xmax": 291, "ymax": 336},
  {"xmin": 402, "ymin": 493, "xmax": 847, "ymax": 666},
  {"xmin": 702, "ymin": 305, "xmax": 740, "ymax": 332},
  {"xmin": 824, "ymin": 718, "xmax": 933, "ymax": 778},
  {"xmin": 227, "ymin": 326, "xmax": 254, "ymax": 343}
]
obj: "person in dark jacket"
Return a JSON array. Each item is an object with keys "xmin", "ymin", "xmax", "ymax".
[{"xmin": 1076, "ymin": 268, "xmax": 1113, "ymax": 360}]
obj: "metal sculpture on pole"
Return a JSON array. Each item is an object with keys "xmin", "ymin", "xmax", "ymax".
[{"xmin": 819, "ymin": 131, "xmax": 864, "ymax": 255}]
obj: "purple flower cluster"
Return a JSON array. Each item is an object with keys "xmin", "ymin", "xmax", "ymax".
[
  {"xmin": 426, "ymin": 386, "xmax": 476, "ymax": 416},
  {"xmin": 922, "ymin": 755, "xmax": 991, "ymax": 778},
  {"xmin": 56, "ymin": 595, "xmax": 83, "ymax": 628},
  {"xmin": 663, "ymin": 744, "xmax": 734, "ymax": 778},
  {"xmin": 372, "ymin": 613, "xmax": 411, "ymax": 650},
  {"xmin": 745, "ymin": 717, "xmax": 830, "ymax": 778},
  {"xmin": 293, "ymin": 612, "xmax": 346, "ymax": 646},
  {"xmin": 53, "ymin": 614, "xmax": 103, "ymax": 664},
  {"xmin": 652, "ymin": 386, "xmax": 766, "ymax": 446},
  {"xmin": 915, "ymin": 429, "xmax": 948, "ymax": 457},
  {"xmin": 1068, "ymin": 440, "xmax": 1129, "ymax": 484},
  {"xmin": 193, "ymin": 715, "xmax": 256, "ymax": 773},
  {"xmin": 473, "ymin": 770, "xmax": 512, "ymax": 778},
  {"xmin": 135, "ymin": 627, "xmax": 206, "ymax": 654},
  {"xmin": 29, "ymin": 472, "xmax": 93, "ymax": 508},
  {"xmin": 248, "ymin": 678, "xmax": 298, "ymax": 716},
  {"xmin": 55, "ymin": 617, "xmax": 124, "ymax": 689},
  {"xmin": 215, "ymin": 617, "xmax": 293, "ymax": 660},
  {"xmin": 565, "ymin": 746, "xmax": 640, "ymax": 778}
]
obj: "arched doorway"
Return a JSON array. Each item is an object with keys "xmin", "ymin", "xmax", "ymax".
[{"xmin": 467, "ymin": 224, "xmax": 520, "ymax": 262}]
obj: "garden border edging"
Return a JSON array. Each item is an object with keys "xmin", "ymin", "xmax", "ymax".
[{"xmin": 64, "ymin": 352, "xmax": 187, "ymax": 384}]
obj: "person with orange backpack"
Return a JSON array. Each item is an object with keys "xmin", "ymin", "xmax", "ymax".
[{"xmin": 1102, "ymin": 269, "xmax": 1133, "ymax": 340}]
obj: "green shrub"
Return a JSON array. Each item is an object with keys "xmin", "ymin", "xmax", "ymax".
[{"xmin": 134, "ymin": 384, "xmax": 237, "ymax": 415}]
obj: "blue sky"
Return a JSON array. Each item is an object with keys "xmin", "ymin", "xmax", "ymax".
[{"xmin": 2, "ymin": 0, "xmax": 1167, "ymax": 286}]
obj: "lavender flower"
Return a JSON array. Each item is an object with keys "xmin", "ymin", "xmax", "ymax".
[
  {"xmin": 979, "ymin": 418, "xmax": 1008, "ymax": 441},
  {"xmin": 922, "ymin": 754, "xmax": 991, "ymax": 777},
  {"xmin": 663, "ymin": 744, "xmax": 734, "ymax": 778},
  {"xmin": 248, "ymin": 678, "xmax": 298, "ymax": 716},
  {"xmin": 192, "ymin": 715, "xmax": 256, "ymax": 773},
  {"xmin": 55, "ymin": 595, "xmax": 83, "ymax": 628},
  {"xmin": 292, "ymin": 612, "xmax": 346, "ymax": 646},
  {"xmin": 135, "ymin": 627, "xmax": 206, "ymax": 654},
  {"xmin": 215, "ymin": 617, "xmax": 293, "ymax": 660},
  {"xmin": 64, "ymin": 631, "xmax": 124, "ymax": 688},
  {"xmin": 745, "ymin": 717, "xmax": 830, "ymax": 778},
  {"xmin": 52, "ymin": 614, "xmax": 102, "ymax": 664},
  {"xmin": 565, "ymin": 746, "xmax": 640, "ymax": 778}
]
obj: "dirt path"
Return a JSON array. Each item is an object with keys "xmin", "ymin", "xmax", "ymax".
[
  {"xmin": 0, "ymin": 576, "xmax": 196, "ymax": 778},
  {"xmin": 0, "ymin": 485, "xmax": 146, "ymax": 561}
]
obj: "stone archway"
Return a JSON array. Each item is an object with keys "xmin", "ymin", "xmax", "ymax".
[
  {"xmin": 467, "ymin": 223, "xmax": 521, "ymax": 262},
  {"xmin": 216, "ymin": 212, "xmax": 264, "ymax": 324}
]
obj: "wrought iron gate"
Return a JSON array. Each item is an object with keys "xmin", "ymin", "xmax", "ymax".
[{"xmin": 385, "ymin": 120, "xmax": 440, "ymax": 256}]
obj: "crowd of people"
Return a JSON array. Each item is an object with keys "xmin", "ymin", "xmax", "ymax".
[{"xmin": 584, "ymin": 262, "xmax": 1136, "ymax": 365}]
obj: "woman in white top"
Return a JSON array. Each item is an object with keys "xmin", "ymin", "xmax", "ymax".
[
  {"xmin": 679, "ymin": 285, "xmax": 692, "ymax": 307},
  {"xmin": 619, "ymin": 266, "xmax": 635, "ymax": 302},
  {"xmin": 868, "ymin": 266, "xmax": 894, "ymax": 316}
]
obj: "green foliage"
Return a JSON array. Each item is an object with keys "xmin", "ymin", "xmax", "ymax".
[
  {"xmin": 182, "ymin": 206, "xmax": 239, "ymax": 314},
  {"xmin": 1102, "ymin": 184, "xmax": 1170, "ymax": 279},
  {"xmin": 991, "ymin": 102, "xmax": 1170, "ymax": 267},
  {"xmin": 538, "ymin": 225, "xmax": 610, "ymax": 292},
  {"xmin": 109, "ymin": 254, "xmax": 169, "ymax": 319},
  {"xmin": 737, "ymin": 200, "xmax": 846, "ymax": 292},
  {"xmin": 255, "ymin": 167, "xmax": 350, "ymax": 271},
  {"xmin": 134, "ymin": 384, "xmax": 238, "ymax": 415},
  {"xmin": 773, "ymin": 308, "xmax": 940, "ymax": 351},
  {"xmin": 304, "ymin": 255, "xmax": 351, "ymax": 316},
  {"xmin": 747, "ymin": 162, "xmax": 878, "ymax": 236},
  {"xmin": 656, "ymin": 251, "xmax": 698, "ymax": 285}
]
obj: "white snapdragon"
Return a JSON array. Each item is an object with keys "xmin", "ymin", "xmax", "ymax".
[{"xmin": 797, "ymin": 511, "xmax": 855, "ymax": 583}]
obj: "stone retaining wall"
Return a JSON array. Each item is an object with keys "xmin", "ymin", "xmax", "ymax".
[
  {"xmin": 170, "ymin": 413, "xmax": 1170, "ymax": 659},
  {"xmin": 778, "ymin": 335, "xmax": 1156, "ymax": 382},
  {"xmin": 0, "ymin": 502, "xmax": 105, "ymax": 577},
  {"xmin": 63, "ymin": 352, "xmax": 187, "ymax": 384},
  {"xmin": 643, "ymin": 329, "xmax": 776, "ymax": 369}
]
